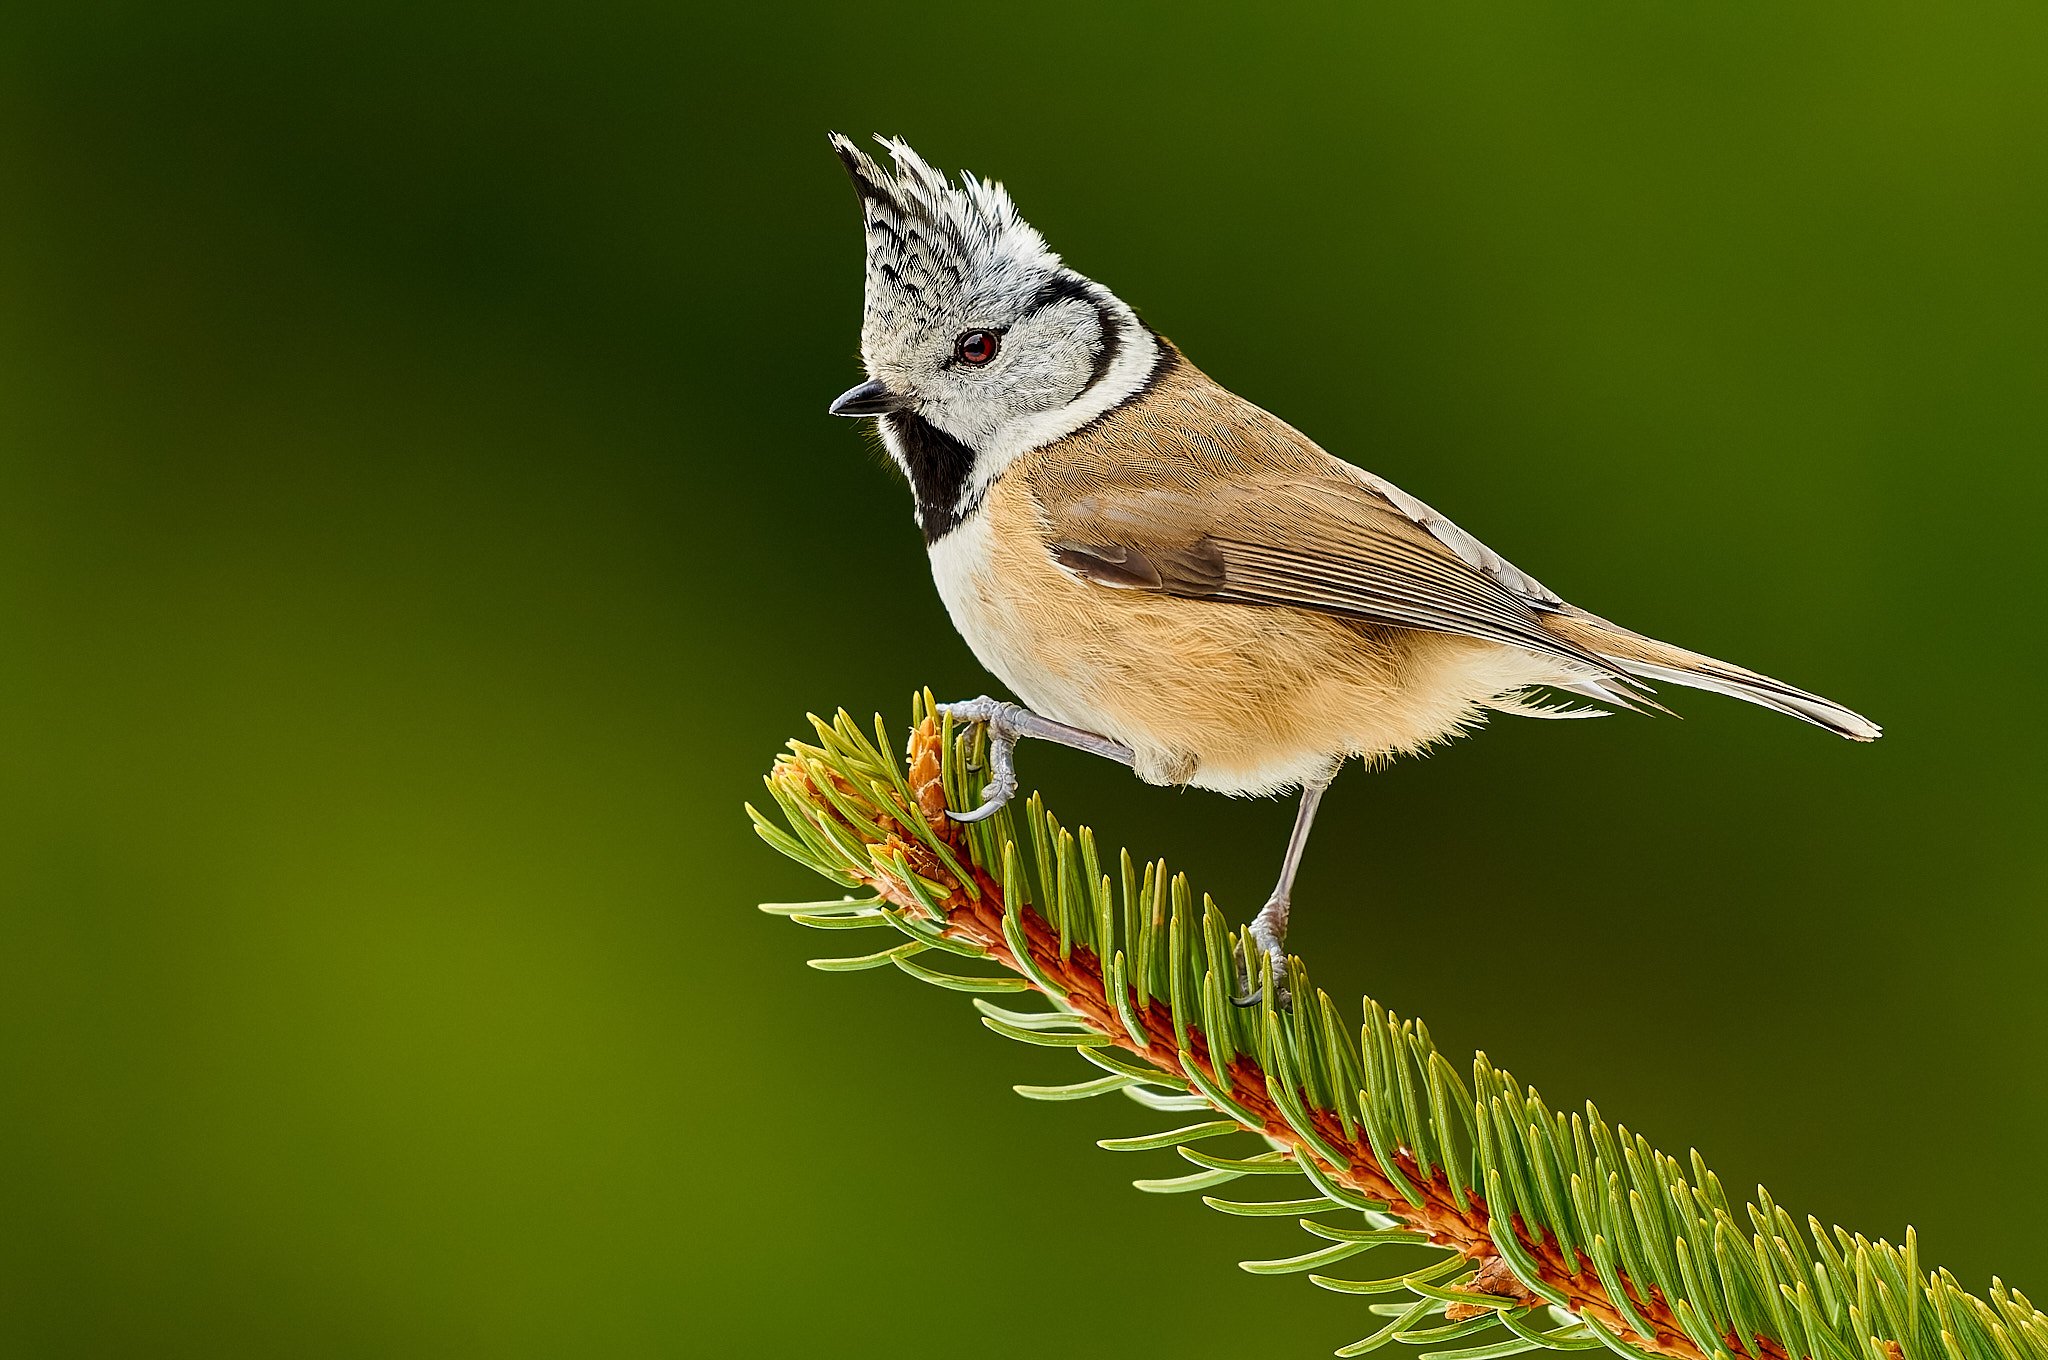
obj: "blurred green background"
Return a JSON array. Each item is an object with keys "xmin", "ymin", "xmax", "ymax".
[{"xmin": 2, "ymin": 2, "xmax": 2043, "ymax": 1355}]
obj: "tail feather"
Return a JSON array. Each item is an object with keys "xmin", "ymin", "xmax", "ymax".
[{"xmin": 1540, "ymin": 608, "xmax": 1882, "ymax": 742}]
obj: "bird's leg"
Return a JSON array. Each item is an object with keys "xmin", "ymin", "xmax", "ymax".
[
  {"xmin": 1233, "ymin": 776, "xmax": 1331, "ymax": 1010},
  {"xmin": 936, "ymin": 696, "xmax": 1134, "ymax": 823}
]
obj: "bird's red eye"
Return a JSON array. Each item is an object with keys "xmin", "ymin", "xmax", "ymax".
[{"xmin": 956, "ymin": 330, "xmax": 1000, "ymax": 365}]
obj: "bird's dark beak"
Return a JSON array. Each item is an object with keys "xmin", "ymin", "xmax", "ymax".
[{"xmin": 828, "ymin": 378, "xmax": 910, "ymax": 417}]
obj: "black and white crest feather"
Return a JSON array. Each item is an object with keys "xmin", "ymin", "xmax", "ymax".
[{"xmin": 829, "ymin": 133, "xmax": 1062, "ymax": 343}]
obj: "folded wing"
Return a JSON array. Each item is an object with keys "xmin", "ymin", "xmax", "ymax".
[{"xmin": 1030, "ymin": 453, "xmax": 1644, "ymax": 696}]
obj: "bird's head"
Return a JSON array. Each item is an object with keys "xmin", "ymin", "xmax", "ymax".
[{"xmin": 826, "ymin": 134, "xmax": 1163, "ymax": 537}]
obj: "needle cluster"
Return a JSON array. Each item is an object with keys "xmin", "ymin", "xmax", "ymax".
[{"xmin": 748, "ymin": 696, "xmax": 2041, "ymax": 1360}]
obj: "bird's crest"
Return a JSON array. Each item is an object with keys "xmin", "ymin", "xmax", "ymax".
[{"xmin": 827, "ymin": 133, "xmax": 1063, "ymax": 337}]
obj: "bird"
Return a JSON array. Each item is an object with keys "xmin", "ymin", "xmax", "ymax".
[{"xmin": 823, "ymin": 132, "xmax": 1879, "ymax": 1006}]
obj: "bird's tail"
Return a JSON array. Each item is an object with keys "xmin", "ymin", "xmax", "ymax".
[{"xmin": 1540, "ymin": 606, "xmax": 1882, "ymax": 742}]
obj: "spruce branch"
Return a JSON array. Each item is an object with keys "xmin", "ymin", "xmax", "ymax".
[{"xmin": 748, "ymin": 696, "xmax": 2044, "ymax": 1360}]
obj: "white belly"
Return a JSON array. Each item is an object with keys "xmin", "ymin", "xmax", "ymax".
[{"xmin": 926, "ymin": 509, "xmax": 1086, "ymax": 722}]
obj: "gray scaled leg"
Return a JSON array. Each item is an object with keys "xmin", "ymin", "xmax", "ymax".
[
  {"xmin": 936, "ymin": 696, "xmax": 1135, "ymax": 823},
  {"xmin": 1233, "ymin": 776, "xmax": 1331, "ymax": 1010}
]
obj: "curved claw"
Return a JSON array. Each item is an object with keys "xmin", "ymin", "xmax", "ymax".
[
  {"xmin": 948, "ymin": 777, "xmax": 1017, "ymax": 823},
  {"xmin": 1229, "ymin": 918, "xmax": 1292, "ymax": 1010},
  {"xmin": 1230, "ymin": 968, "xmax": 1286, "ymax": 1010},
  {"xmin": 1230, "ymin": 967, "xmax": 1292, "ymax": 1012}
]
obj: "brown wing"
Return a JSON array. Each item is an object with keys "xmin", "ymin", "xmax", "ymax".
[{"xmin": 1025, "ymin": 352, "xmax": 1628, "ymax": 680}]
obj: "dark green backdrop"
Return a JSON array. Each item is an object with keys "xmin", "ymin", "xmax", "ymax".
[{"xmin": 2, "ymin": 3, "xmax": 2043, "ymax": 1356}]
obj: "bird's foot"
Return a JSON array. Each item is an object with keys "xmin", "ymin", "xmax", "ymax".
[
  {"xmin": 936, "ymin": 696, "xmax": 1026, "ymax": 823},
  {"xmin": 1231, "ymin": 910, "xmax": 1291, "ymax": 1011}
]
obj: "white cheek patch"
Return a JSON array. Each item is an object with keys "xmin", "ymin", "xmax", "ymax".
[{"xmin": 951, "ymin": 313, "xmax": 1165, "ymax": 504}]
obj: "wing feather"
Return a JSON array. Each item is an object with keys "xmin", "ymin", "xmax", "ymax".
[{"xmin": 1033, "ymin": 451, "xmax": 1626, "ymax": 680}]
